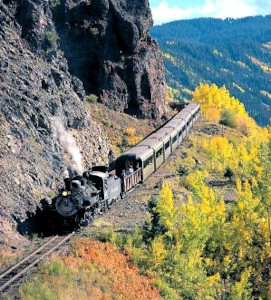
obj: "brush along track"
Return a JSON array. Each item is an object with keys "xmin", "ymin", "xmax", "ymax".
[{"xmin": 0, "ymin": 232, "xmax": 75, "ymax": 296}]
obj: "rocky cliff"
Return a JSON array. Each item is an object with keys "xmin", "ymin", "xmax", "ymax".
[
  {"xmin": 49, "ymin": 0, "xmax": 170, "ymax": 120},
  {"xmin": 0, "ymin": 0, "xmax": 170, "ymax": 249},
  {"xmin": 0, "ymin": 2, "xmax": 110, "ymax": 246}
]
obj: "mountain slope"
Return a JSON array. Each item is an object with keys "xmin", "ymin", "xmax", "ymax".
[
  {"xmin": 0, "ymin": 0, "xmax": 169, "ymax": 252},
  {"xmin": 151, "ymin": 15, "xmax": 271, "ymax": 126}
]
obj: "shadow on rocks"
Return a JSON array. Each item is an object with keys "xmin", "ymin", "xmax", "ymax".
[{"xmin": 15, "ymin": 198, "xmax": 58, "ymax": 238}]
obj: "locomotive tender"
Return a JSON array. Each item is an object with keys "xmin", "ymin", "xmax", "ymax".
[{"xmin": 50, "ymin": 103, "xmax": 200, "ymax": 228}]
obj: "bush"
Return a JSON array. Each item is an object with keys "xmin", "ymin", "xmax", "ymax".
[
  {"xmin": 87, "ymin": 94, "xmax": 98, "ymax": 103},
  {"xmin": 121, "ymin": 137, "xmax": 129, "ymax": 150},
  {"xmin": 178, "ymin": 164, "xmax": 189, "ymax": 176},
  {"xmin": 90, "ymin": 27, "xmax": 99, "ymax": 35},
  {"xmin": 49, "ymin": 0, "xmax": 61, "ymax": 8},
  {"xmin": 125, "ymin": 127, "xmax": 136, "ymax": 137},
  {"xmin": 220, "ymin": 109, "xmax": 237, "ymax": 128},
  {"xmin": 45, "ymin": 30, "xmax": 59, "ymax": 49},
  {"xmin": 224, "ymin": 166, "xmax": 234, "ymax": 181}
]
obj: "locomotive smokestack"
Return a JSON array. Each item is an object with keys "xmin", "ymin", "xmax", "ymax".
[{"xmin": 52, "ymin": 118, "xmax": 84, "ymax": 175}]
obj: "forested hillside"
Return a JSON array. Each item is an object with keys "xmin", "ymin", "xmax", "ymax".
[{"xmin": 151, "ymin": 15, "xmax": 271, "ymax": 126}]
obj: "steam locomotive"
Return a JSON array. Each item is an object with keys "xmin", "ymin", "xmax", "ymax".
[{"xmin": 50, "ymin": 103, "xmax": 200, "ymax": 229}]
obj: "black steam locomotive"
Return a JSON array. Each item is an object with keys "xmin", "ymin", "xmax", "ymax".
[{"xmin": 50, "ymin": 103, "xmax": 200, "ymax": 229}]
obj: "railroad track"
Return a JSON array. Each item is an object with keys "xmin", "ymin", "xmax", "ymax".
[{"xmin": 0, "ymin": 232, "xmax": 75, "ymax": 296}]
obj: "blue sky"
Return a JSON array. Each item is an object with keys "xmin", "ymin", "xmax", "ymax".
[{"xmin": 149, "ymin": 0, "xmax": 271, "ymax": 24}]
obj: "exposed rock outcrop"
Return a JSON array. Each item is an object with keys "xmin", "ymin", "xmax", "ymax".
[
  {"xmin": 0, "ymin": 0, "xmax": 170, "ymax": 248},
  {"xmin": 0, "ymin": 2, "xmax": 110, "ymax": 243},
  {"xmin": 51, "ymin": 0, "xmax": 171, "ymax": 120}
]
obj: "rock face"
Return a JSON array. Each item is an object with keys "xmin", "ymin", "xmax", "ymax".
[
  {"xmin": 0, "ymin": 2, "xmax": 110, "ymax": 241},
  {"xmin": 51, "ymin": 0, "xmax": 170, "ymax": 120},
  {"xmin": 0, "ymin": 0, "xmax": 170, "ymax": 245}
]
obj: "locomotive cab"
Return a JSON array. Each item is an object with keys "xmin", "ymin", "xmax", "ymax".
[{"xmin": 86, "ymin": 171, "xmax": 122, "ymax": 206}]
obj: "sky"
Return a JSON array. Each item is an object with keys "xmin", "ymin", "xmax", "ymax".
[{"xmin": 149, "ymin": 0, "xmax": 271, "ymax": 25}]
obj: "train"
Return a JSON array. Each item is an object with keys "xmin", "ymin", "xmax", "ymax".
[{"xmin": 49, "ymin": 103, "xmax": 200, "ymax": 229}]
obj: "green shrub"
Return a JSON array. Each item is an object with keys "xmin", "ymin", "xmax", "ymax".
[
  {"xmin": 89, "ymin": 27, "xmax": 99, "ymax": 35},
  {"xmin": 45, "ymin": 261, "xmax": 72, "ymax": 280},
  {"xmin": 45, "ymin": 30, "xmax": 59, "ymax": 49},
  {"xmin": 49, "ymin": 0, "xmax": 61, "ymax": 8},
  {"xmin": 178, "ymin": 164, "xmax": 189, "ymax": 176},
  {"xmin": 224, "ymin": 166, "xmax": 234, "ymax": 181},
  {"xmin": 119, "ymin": 137, "xmax": 129, "ymax": 152},
  {"xmin": 220, "ymin": 109, "xmax": 237, "ymax": 128},
  {"xmin": 155, "ymin": 278, "xmax": 181, "ymax": 300},
  {"xmin": 86, "ymin": 94, "xmax": 98, "ymax": 103},
  {"xmin": 19, "ymin": 280, "xmax": 54, "ymax": 300}
]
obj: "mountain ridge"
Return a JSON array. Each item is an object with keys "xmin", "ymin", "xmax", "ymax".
[{"xmin": 151, "ymin": 15, "xmax": 271, "ymax": 126}]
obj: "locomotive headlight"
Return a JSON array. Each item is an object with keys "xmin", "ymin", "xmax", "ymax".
[{"xmin": 62, "ymin": 190, "xmax": 68, "ymax": 197}]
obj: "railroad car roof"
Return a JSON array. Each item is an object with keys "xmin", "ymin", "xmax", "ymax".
[
  {"xmin": 165, "ymin": 119, "xmax": 187, "ymax": 129},
  {"xmin": 155, "ymin": 127, "xmax": 178, "ymax": 138},
  {"xmin": 186, "ymin": 105, "xmax": 199, "ymax": 113},
  {"xmin": 171, "ymin": 103, "xmax": 199, "ymax": 121},
  {"xmin": 173, "ymin": 113, "xmax": 190, "ymax": 122},
  {"xmin": 136, "ymin": 137, "xmax": 163, "ymax": 151},
  {"xmin": 182, "ymin": 106, "xmax": 194, "ymax": 112},
  {"xmin": 184, "ymin": 103, "xmax": 200, "ymax": 113},
  {"xmin": 177, "ymin": 108, "xmax": 192, "ymax": 114},
  {"xmin": 186, "ymin": 103, "xmax": 198, "ymax": 108},
  {"xmin": 120, "ymin": 145, "xmax": 154, "ymax": 161},
  {"xmin": 149, "ymin": 130, "xmax": 171, "ymax": 141}
]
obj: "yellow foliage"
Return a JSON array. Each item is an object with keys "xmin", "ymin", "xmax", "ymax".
[
  {"xmin": 206, "ymin": 273, "xmax": 221, "ymax": 286},
  {"xmin": 124, "ymin": 127, "xmax": 143, "ymax": 146},
  {"xmin": 191, "ymin": 83, "xmax": 265, "ymax": 138},
  {"xmin": 125, "ymin": 127, "xmax": 136, "ymax": 137},
  {"xmin": 163, "ymin": 52, "xmax": 176, "ymax": 63},
  {"xmin": 150, "ymin": 236, "xmax": 168, "ymax": 267},
  {"xmin": 155, "ymin": 183, "xmax": 176, "ymax": 233},
  {"xmin": 127, "ymin": 135, "xmax": 143, "ymax": 146},
  {"xmin": 232, "ymin": 82, "xmax": 245, "ymax": 93},
  {"xmin": 231, "ymin": 269, "xmax": 251, "ymax": 299},
  {"xmin": 166, "ymin": 85, "xmax": 180, "ymax": 103}
]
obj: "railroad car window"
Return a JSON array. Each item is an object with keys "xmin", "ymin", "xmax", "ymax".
[
  {"xmin": 144, "ymin": 156, "xmax": 153, "ymax": 168},
  {"xmin": 172, "ymin": 135, "xmax": 177, "ymax": 143},
  {"xmin": 156, "ymin": 148, "xmax": 163, "ymax": 158},
  {"xmin": 165, "ymin": 141, "xmax": 170, "ymax": 149}
]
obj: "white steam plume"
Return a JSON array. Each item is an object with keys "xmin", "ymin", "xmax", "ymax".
[{"xmin": 52, "ymin": 118, "xmax": 83, "ymax": 175}]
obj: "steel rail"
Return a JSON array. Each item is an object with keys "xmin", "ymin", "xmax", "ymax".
[
  {"xmin": 0, "ymin": 236, "xmax": 58, "ymax": 281},
  {"xmin": 0, "ymin": 232, "xmax": 74, "ymax": 292}
]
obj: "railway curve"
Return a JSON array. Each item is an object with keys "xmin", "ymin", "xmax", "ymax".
[{"xmin": 0, "ymin": 232, "xmax": 75, "ymax": 297}]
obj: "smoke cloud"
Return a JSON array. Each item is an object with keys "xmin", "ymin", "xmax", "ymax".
[{"xmin": 52, "ymin": 118, "xmax": 83, "ymax": 175}]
